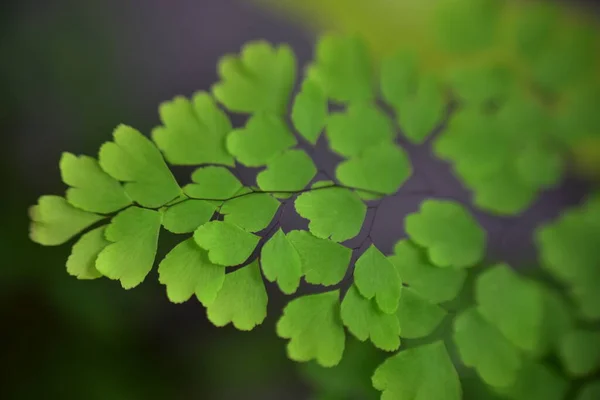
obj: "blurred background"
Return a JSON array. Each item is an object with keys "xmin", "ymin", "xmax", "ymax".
[{"xmin": 0, "ymin": 1, "xmax": 596, "ymax": 399}]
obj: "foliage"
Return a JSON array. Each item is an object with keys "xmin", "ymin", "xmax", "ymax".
[{"xmin": 28, "ymin": 1, "xmax": 600, "ymax": 398}]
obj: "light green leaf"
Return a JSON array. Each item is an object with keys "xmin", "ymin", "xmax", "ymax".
[
  {"xmin": 260, "ymin": 229, "xmax": 302, "ymax": 294},
  {"xmin": 577, "ymin": 381, "xmax": 600, "ymax": 400},
  {"xmin": 276, "ymin": 290, "xmax": 346, "ymax": 367},
  {"xmin": 380, "ymin": 50, "xmax": 418, "ymax": 108},
  {"xmin": 405, "ymin": 199, "xmax": 486, "ymax": 268},
  {"xmin": 291, "ymin": 79, "xmax": 327, "ymax": 144},
  {"xmin": 336, "ymin": 142, "xmax": 411, "ymax": 198},
  {"xmin": 341, "ymin": 285, "xmax": 400, "ymax": 352},
  {"xmin": 287, "ymin": 230, "xmax": 352, "ymax": 286},
  {"xmin": 308, "ymin": 35, "xmax": 373, "ymax": 103},
  {"xmin": 447, "ymin": 63, "xmax": 514, "ymax": 105},
  {"xmin": 66, "ymin": 226, "xmax": 109, "ymax": 279},
  {"xmin": 476, "ymin": 264, "xmax": 545, "ymax": 354},
  {"xmin": 397, "ymin": 287, "xmax": 446, "ymax": 339},
  {"xmin": 495, "ymin": 361, "xmax": 568, "ymax": 400},
  {"xmin": 514, "ymin": 145, "xmax": 563, "ymax": 188},
  {"xmin": 212, "ymin": 41, "xmax": 296, "ymax": 115},
  {"xmin": 221, "ymin": 192, "xmax": 280, "ymax": 232},
  {"xmin": 151, "ymin": 92, "xmax": 234, "ymax": 166},
  {"xmin": 256, "ymin": 149, "xmax": 317, "ymax": 195},
  {"xmin": 29, "ymin": 196, "xmax": 104, "ymax": 246},
  {"xmin": 558, "ymin": 329, "xmax": 600, "ymax": 377},
  {"xmin": 162, "ymin": 199, "xmax": 216, "ymax": 234},
  {"xmin": 434, "ymin": 0, "xmax": 503, "ymax": 54},
  {"xmin": 95, "ymin": 207, "xmax": 162, "ymax": 289},
  {"xmin": 183, "ymin": 166, "xmax": 242, "ymax": 200},
  {"xmin": 396, "ymin": 75, "xmax": 446, "ymax": 144},
  {"xmin": 194, "ymin": 221, "xmax": 260, "ymax": 266},
  {"xmin": 206, "ymin": 261, "xmax": 267, "ymax": 330},
  {"xmin": 294, "ymin": 185, "xmax": 366, "ymax": 242},
  {"xmin": 389, "ymin": 240, "xmax": 466, "ymax": 304},
  {"xmin": 98, "ymin": 124, "xmax": 181, "ymax": 208},
  {"xmin": 453, "ymin": 307, "xmax": 522, "ymax": 388},
  {"xmin": 353, "ymin": 245, "xmax": 401, "ymax": 314},
  {"xmin": 227, "ymin": 113, "xmax": 296, "ymax": 167},
  {"xmin": 60, "ymin": 152, "xmax": 131, "ymax": 213},
  {"xmin": 325, "ymin": 103, "xmax": 394, "ymax": 157},
  {"xmin": 158, "ymin": 238, "xmax": 225, "ymax": 306},
  {"xmin": 372, "ymin": 341, "xmax": 461, "ymax": 400}
]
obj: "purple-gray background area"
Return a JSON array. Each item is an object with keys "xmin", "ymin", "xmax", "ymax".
[{"xmin": 0, "ymin": 1, "xmax": 595, "ymax": 399}]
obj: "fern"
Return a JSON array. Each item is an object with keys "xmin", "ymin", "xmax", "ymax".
[{"xmin": 28, "ymin": 0, "xmax": 600, "ymax": 398}]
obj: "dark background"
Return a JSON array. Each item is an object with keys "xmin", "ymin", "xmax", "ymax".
[{"xmin": 0, "ymin": 1, "xmax": 594, "ymax": 399}]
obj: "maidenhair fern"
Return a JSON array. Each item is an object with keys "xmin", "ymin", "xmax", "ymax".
[{"xmin": 29, "ymin": 0, "xmax": 600, "ymax": 398}]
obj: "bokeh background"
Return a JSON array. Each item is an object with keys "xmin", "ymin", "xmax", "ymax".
[{"xmin": 0, "ymin": 1, "xmax": 596, "ymax": 399}]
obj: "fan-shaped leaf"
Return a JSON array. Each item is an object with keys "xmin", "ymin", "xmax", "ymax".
[
  {"xmin": 372, "ymin": 341, "xmax": 461, "ymax": 400},
  {"xmin": 95, "ymin": 207, "xmax": 162, "ymax": 289},
  {"xmin": 66, "ymin": 226, "xmax": 109, "ymax": 279},
  {"xmin": 353, "ymin": 245, "xmax": 402, "ymax": 314},
  {"xmin": 98, "ymin": 124, "xmax": 181, "ymax": 208},
  {"xmin": 226, "ymin": 113, "xmax": 297, "ymax": 167},
  {"xmin": 287, "ymin": 230, "xmax": 351, "ymax": 286},
  {"xmin": 294, "ymin": 184, "xmax": 366, "ymax": 242},
  {"xmin": 341, "ymin": 285, "xmax": 400, "ymax": 351},
  {"xmin": 256, "ymin": 149, "xmax": 317, "ymax": 195},
  {"xmin": 152, "ymin": 92, "xmax": 234, "ymax": 166},
  {"xmin": 220, "ymin": 192, "xmax": 280, "ymax": 232},
  {"xmin": 212, "ymin": 41, "xmax": 296, "ymax": 115},
  {"xmin": 260, "ymin": 229, "xmax": 303, "ymax": 294},
  {"xmin": 183, "ymin": 166, "xmax": 242, "ymax": 200},
  {"xmin": 162, "ymin": 199, "xmax": 216, "ymax": 234},
  {"xmin": 558, "ymin": 329, "xmax": 600, "ymax": 377},
  {"xmin": 60, "ymin": 152, "xmax": 131, "ymax": 213},
  {"xmin": 158, "ymin": 238, "xmax": 225, "ymax": 305},
  {"xmin": 291, "ymin": 79, "xmax": 327, "ymax": 144},
  {"xmin": 495, "ymin": 361, "xmax": 568, "ymax": 400},
  {"xmin": 277, "ymin": 290, "xmax": 346, "ymax": 367},
  {"xmin": 194, "ymin": 221, "xmax": 259, "ymax": 266},
  {"xmin": 206, "ymin": 261, "xmax": 268, "ymax": 330},
  {"xmin": 396, "ymin": 287, "xmax": 446, "ymax": 339},
  {"xmin": 29, "ymin": 196, "xmax": 104, "ymax": 246}
]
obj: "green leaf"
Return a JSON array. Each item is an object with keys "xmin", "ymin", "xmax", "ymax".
[
  {"xmin": 291, "ymin": 79, "xmax": 328, "ymax": 144},
  {"xmin": 308, "ymin": 35, "xmax": 373, "ymax": 103},
  {"xmin": 353, "ymin": 245, "xmax": 401, "ymax": 314},
  {"xmin": 538, "ymin": 287, "xmax": 575, "ymax": 356},
  {"xmin": 558, "ymin": 329, "xmax": 600, "ymax": 377},
  {"xmin": 372, "ymin": 341, "xmax": 461, "ymax": 400},
  {"xmin": 226, "ymin": 113, "xmax": 297, "ymax": 167},
  {"xmin": 256, "ymin": 149, "xmax": 317, "ymax": 195},
  {"xmin": 162, "ymin": 200, "xmax": 216, "ymax": 234},
  {"xmin": 29, "ymin": 196, "xmax": 104, "ymax": 246},
  {"xmin": 514, "ymin": 145, "xmax": 563, "ymax": 188},
  {"xmin": 389, "ymin": 240, "xmax": 466, "ymax": 304},
  {"xmin": 206, "ymin": 261, "xmax": 268, "ymax": 330},
  {"xmin": 434, "ymin": 0, "xmax": 503, "ymax": 54},
  {"xmin": 380, "ymin": 50, "xmax": 418, "ymax": 108},
  {"xmin": 453, "ymin": 307, "xmax": 522, "ymax": 388},
  {"xmin": 495, "ymin": 361, "xmax": 568, "ymax": 400},
  {"xmin": 276, "ymin": 290, "xmax": 346, "ymax": 367},
  {"xmin": 476, "ymin": 264, "xmax": 545, "ymax": 354},
  {"xmin": 287, "ymin": 230, "xmax": 352, "ymax": 286},
  {"xmin": 66, "ymin": 226, "xmax": 109, "ymax": 279},
  {"xmin": 183, "ymin": 166, "xmax": 242, "ymax": 200},
  {"xmin": 60, "ymin": 152, "xmax": 131, "ymax": 213},
  {"xmin": 447, "ymin": 64, "xmax": 514, "ymax": 105},
  {"xmin": 577, "ymin": 381, "xmax": 600, "ymax": 400},
  {"xmin": 220, "ymin": 192, "xmax": 280, "ymax": 232},
  {"xmin": 98, "ymin": 124, "xmax": 181, "ymax": 208},
  {"xmin": 336, "ymin": 142, "xmax": 411, "ymax": 198},
  {"xmin": 151, "ymin": 92, "xmax": 234, "ymax": 166},
  {"xmin": 158, "ymin": 238, "xmax": 225, "ymax": 306},
  {"xmin": 294, "ymin": 185, "xmax": 366, "ymax": 242},
  {"xmin": 212, "ymin": 41, "xmax": 296, "ymax": 115},
  {"xmin": 194, "ymin": 221, "xmax": 260, "ymax": 266},
  {"xmin": 95, "ymin": 207, "xmax": 162, "ymax": 289},
  {"xmin": 260, "ymin": 229, "xmax": 303, "ymax": 294},
  {"xmin": 341, "ymin": 285, "xmax": 400, "ymax": 352},
  {"xmin": 405, "ymin": 200, "xmax": 486, "ymax": 268},
  {"xmin": 396, "ymin": 75, "xmax": 445, "ymax": 144},
  {"xmin": 325, "ymin": 103, "xmax": 394, "ymax": 157},
  {"xmin": 396, "ymin": 287, "xmax": 446, "ymax": 339}
]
